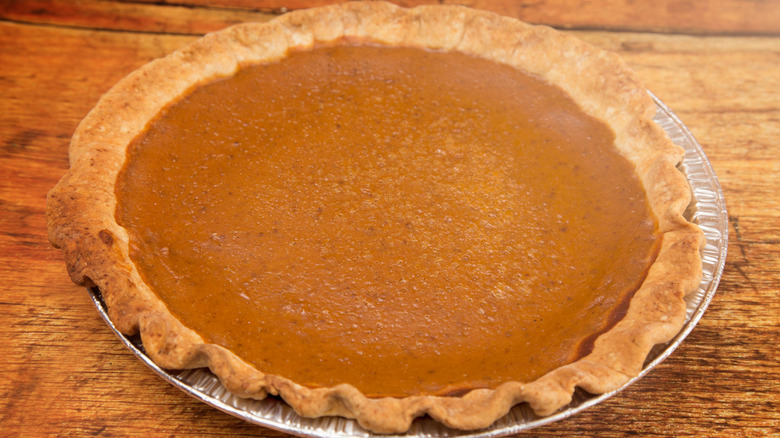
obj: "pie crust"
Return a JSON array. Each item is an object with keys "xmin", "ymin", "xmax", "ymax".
[{"xmin": 47, "ymin": 1, "xmax": 704, "ymax": 433}]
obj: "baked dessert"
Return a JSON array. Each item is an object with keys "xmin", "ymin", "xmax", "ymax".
[{"xmin": 47, "ymin": 2, "xmax": 704, "ymax": 433}]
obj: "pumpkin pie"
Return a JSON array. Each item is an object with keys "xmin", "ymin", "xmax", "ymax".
[{"xmin": 47, "ymin": 2, "xmax": 704, "ymax": 433}]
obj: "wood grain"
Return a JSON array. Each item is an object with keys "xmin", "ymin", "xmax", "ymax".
[
  {"xmin": 0, "ymin": 0, "xmax": 275, "ymax": 35},
  {"xmin": 1, "ymin": 1, "xmax": 778, "ymax": 436},
  {"xmin": 2, "ymin": 0, "xmax": 780, "ymax": 35},
  {"xmin": 131, "ymin": 0, "xmax": 780, "ymax": 35}
]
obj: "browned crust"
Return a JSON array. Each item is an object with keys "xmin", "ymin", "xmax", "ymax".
[{"xmin": 46, "ymin": 1, "xmax": 704, "ymax": 433}]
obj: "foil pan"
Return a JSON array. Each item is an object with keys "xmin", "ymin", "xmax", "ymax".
[{"xmin": 88, "ymin": 93, "xmax": 728, "ymax": 437}]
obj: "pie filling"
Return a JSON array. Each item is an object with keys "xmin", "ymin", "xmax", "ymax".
[{"xmin": 116, "ymin": 44, "xmax": 659, "ymax": 397}]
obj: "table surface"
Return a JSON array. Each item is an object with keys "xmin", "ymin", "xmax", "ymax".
[{"xmin": 1, "ymin": 1, "xmax": 778, "ymax": 436}]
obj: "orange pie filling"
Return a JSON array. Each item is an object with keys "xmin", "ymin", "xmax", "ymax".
[{"xmin": 116, "ymin": 44, "xmax": 659, "ymax": 397}]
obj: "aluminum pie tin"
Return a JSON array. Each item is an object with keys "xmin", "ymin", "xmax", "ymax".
[{"xmin": 88, "ymin": 93, "xmax": 728, "ymax": 437}]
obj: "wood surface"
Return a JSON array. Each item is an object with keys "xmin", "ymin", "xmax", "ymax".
[
  {"xmin": 5, "ymin": 0, "xmax": 780, "ymax": 35},
  {"xmin": 1, "ymin": 1, "xmax": 778, "ymax": 436}
]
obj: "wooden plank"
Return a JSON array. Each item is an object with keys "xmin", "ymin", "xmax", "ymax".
[
  {"xmin": 0, "ymin": 0, "xmax": 274, "ymax": 35},
  {"xmin": 454, "ymin": 0, "xmax": 780, "ymax": 35},
  {"xmin": 2, "ymin": 0, "xmax": 780, "ymax": 35}
]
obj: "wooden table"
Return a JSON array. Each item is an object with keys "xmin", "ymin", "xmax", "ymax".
[{"xmin": 2, "ymin": 1, "xmax": 778, "ymax": 436}]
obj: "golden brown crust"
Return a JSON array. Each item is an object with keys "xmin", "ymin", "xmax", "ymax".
[{"xmin": 47, "ymin": 1, "xmax": 704, "ymax": 433}]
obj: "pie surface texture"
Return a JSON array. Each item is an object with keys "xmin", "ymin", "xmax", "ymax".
[{"xmin": 47, "ymin": 2, "xmax": 704, "ymax": 433}]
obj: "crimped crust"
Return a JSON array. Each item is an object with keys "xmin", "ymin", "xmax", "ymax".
[{"xmin": 47, "ymin": 1, "xmax": 704, "ymax": 433}]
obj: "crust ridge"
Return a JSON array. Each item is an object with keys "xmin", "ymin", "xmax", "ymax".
[{"xmin": 46, "ymin": 1, "xmax": 704, "ymax": 433}]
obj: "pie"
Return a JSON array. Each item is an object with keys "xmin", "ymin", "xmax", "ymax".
[{"xmin": 47, "ymin": 1, "xmax": 704, "ymax": 433}]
